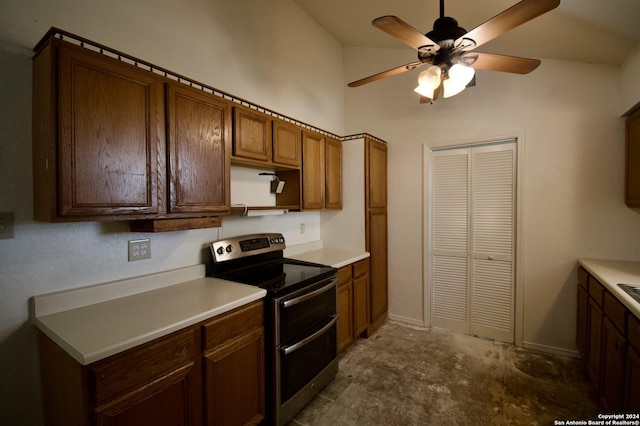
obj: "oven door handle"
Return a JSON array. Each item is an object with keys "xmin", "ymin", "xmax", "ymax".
[
  {"xmin": 281, "ymin": 277, "xmax": 337, "ymax": 308},
  {"xmin": 282, "ymin": 315, "xmax": 337, "ymax": 356}
]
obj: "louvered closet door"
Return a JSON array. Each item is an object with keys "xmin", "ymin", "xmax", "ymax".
[
  {"xmin": 431, "ymin": 150, "xmax": 470, "ymax": 333},
  {"xmin": 430, "ymin": 142, "xmax": 515, "ymax": 343}
]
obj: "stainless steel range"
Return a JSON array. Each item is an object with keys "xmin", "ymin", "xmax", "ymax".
[{"xmin": 208, "ymin": 233, "xmax": 338, "ymax": 426}]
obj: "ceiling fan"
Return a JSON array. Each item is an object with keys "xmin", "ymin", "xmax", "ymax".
[{"xmin": 348, "ymin": 0, "xmax": 561, "ymax": 103}]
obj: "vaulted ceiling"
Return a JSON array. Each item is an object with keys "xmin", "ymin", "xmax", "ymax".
[{"xmin": 294, "ymin": 0, "xmax": 640, "ymax": 65}]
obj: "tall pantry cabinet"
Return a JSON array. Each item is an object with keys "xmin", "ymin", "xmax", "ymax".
[
  {"xmin": 365, "ymin": 139, "xmax": 388, "ymax": 334},
  {"xmin": 322, "ymin": 135, "xmax": 388, "ymax": 336}
]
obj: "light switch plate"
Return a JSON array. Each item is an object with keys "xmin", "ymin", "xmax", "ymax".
[{"xmin": 0, "ymin": 212, "xmax": 14, "ymax": 239}]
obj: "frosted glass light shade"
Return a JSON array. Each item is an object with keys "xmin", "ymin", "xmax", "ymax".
[
  {"xmin": 443, "ymin": 64, "xmax": 475, "ymax": 98},
  {"xmin": 414, "ymin": 65, "xmax": 441, "ymax": 99}
]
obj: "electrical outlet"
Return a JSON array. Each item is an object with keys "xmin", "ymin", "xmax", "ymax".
[
  {"xmin": 0, "ymin": 212, "xmax": 14, "ymax": 240},
  {"xmin": 300, "ymin": 223, "xmax": 305, "ymax": 235},
  {"xmin": 128, "ymin": 239, "xmax": 151, "ymax": 261}
]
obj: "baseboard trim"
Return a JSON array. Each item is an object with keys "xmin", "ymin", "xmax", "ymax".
[
  {"xmin": 522, "ymin": 341, "xmax": 580, "ymax": 359},
  {"xmin": 387, "ymin": 314, "xmax": 426, "ymax": 328}
]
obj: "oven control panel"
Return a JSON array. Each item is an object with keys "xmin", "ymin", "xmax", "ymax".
[{"xmin": 210, "ymin": 233, "xmax": 286, "ymax": 263}]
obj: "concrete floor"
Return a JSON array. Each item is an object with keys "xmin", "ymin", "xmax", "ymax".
[{"xmin": 289, "ymin": 321, "xmax": 600, "ymax": 425}]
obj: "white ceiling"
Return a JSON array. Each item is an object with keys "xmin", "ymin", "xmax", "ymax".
[{"xmin": 294, "ymin": 0, "xmax": 640, "ymax": 65}]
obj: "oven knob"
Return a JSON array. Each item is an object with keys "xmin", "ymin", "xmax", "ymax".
[
  {"xmin": 216, "ymin": 246, "xmax": 224, "ymax": 255},
  {"xmin": 225, "ymin": 245, "xmax": 233, "ymax": 253}
]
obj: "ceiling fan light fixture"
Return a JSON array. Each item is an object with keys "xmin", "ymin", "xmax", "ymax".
[
  {"xmin": 442, "ymin": 63, "xmax": 475, "ymax": 98},
  {"xmin": 414, "ymin": 65, "xmax": 441, "ymax": 98}
]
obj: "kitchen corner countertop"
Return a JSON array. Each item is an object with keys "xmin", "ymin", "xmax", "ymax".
[
  {"xmin": 578, "ymin": 258, "xmax": 640, "ymax": 319},
  {"xmin": 287, "ymin": 248, "xmax": 370, "ymax": 269},
  {"xmin": 31, "ymin": 265, "xmax": 266, "ymax": 365}
]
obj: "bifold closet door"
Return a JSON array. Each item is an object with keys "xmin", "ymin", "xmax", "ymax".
[{"xmin": 430, "ymin": 142, "xmax": 515, "ymax": 343}]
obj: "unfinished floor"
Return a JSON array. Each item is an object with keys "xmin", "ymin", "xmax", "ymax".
[{"xmin": 289, "ymin": 321, "xmax": 600, "ymax": 425}]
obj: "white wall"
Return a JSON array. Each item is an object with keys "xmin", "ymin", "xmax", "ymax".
[
  {"xmin": 0, "ymin": 1, "xmax": 344, "ymax": 424},
  {"xmin": 344, "ymin": 46, "xmax": 640, "ymax": 353}
]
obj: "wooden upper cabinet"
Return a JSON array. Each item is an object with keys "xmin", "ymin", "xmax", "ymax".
[
  {"xmin": 233, "ymin": 106, "xmax": 271, "ymax": 162},
  {"xmin": 301, "ymin": 131, "xmax": 342, "ymax": 210},
  {"xmin": 325, "ymin": 137, "xmax": 342, "ymax": 209},
  {"xmin": 367, "ymin": 140, "xmax": 388, "ymax": 209},
  {"xmin": 33, "ymin": 40, "xmax": 164, "ymax": 220},
  {"xmin": 302, "ymin": 130, "xmax": 326, "ymax": 210},
  {"xmin": 272, "ymin": 119, "xmax": 302, "ymax": 167},
  {"xmin": 166, "ymin": 83, "xmax": 230, "ymax": 214},
  {"xmin": 232, "ymin": 108, "xmax": 302, "ymax": 169},
  {"xmin": 626, "ymin": 106, "xmax": 640, "ymax": 207}
]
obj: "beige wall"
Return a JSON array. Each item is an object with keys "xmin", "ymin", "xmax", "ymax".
[
  {"xmin": 344, "ymin": 46, "xmax": 640, "ymax": 355},
  {"xmin": 0, "ymin": 1, "xmax": 344, "ymax": 424}
]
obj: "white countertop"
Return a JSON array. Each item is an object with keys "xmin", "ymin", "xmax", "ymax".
[
  {"xmin": 287, "ymin": 248, "xmax": 370, "ymax": 269},
  {"xmin": 578, "ymin": 258, "xmax": 640, "ymax": 319},
  {"xmin": 31, "ymin": 265, "xmax": 266, "ymax": 365}
]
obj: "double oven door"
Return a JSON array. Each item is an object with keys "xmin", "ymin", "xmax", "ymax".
[{"xmin": 269, "ymin": 275, "xmax": 338, "ymax": 426}]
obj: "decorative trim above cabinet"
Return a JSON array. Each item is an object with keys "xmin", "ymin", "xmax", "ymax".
[{"xmin": 37, "ymin": 28, "xmax": 342, "ymax": 140}]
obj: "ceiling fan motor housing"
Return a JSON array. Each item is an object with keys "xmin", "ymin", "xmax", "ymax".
[{"xmin": 426, "ymin": 17, "xmax": 467, "ymax": 47}]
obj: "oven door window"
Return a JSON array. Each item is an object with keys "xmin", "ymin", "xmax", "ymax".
[
  {"xmin": 279, "ymin": 317, "xmax": 337, "ymax": 403},
  {"xmin": 276, "ymin": 278, "xmax": 337, "ymax": 345}
]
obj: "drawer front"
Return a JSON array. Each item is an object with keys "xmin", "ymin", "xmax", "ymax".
[
  {"xmin": 629, "ymin": 314, "xmax": 640, "ymax": 350},
  {"xmin": 604, "ymin": 291, "xmax": 628, "ymax": 334},
  {"xmin": 353, "ymin": 258, "xmax": 370, "ymax": 278},
  {"xmin": 577, "ymin": 266, "xmax": 588, "ymax": 289},
  {"xmin": 89, "ymin": 328, "xmax": 195, "ymax": 403},
  {"xmin": 589, "ymin": 276, "xmax": 605, "ymax": 306},
  {"xmin": 203, "ymin": 300, "xmax": 263, "ymax": 350},
  {"xmin": 337, "ymin": 266, "xmax": 352, "ymax": 287}
]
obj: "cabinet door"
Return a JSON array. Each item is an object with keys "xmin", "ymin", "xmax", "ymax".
[
  {"xmin": 600, "ymin": 317, "xmax": 627, "ymax": 412},
  {"xmin": 627, "ymin": 347, "xmax": 640, "ymax": 412},
  {"xmin": 576, "ymin": 284, "xmax": 589, "ymax": 360},
  {"xmin": 233, "ymin": 106, "xmax": 271, "ymax": 162},
  {"xmin": 353, "ymin": 272, "xmax": 370, "ymax": 337},
  {"xmin": 90, "ymin": 328, "xmax": 199, "ymax": 426},
  {"xmin": 273, "ymin": 120, "xmax": 301, "ymax": 167},
  {"xmin": 337, "ymin": 278, "xmax": 354, "ymax": 353},
  {"xmin": 368, "ymin": 209, "xmax": 388, "ymax": 330},
  {"xmin": 93, "ymin": 364, "xmax": 196, "ymax": 426},
  {"xmin": 626, "ymin": 107, "xmax": 640, "ymax": 206},
  {"xmin": 587, "ymin": 297, "xmax": 603, "ymax": 386},
  {"xmin": 366, "ymin": 140, "xmax": 387, "ymax": 209},
  {"xmin": 325, "ymin": 137, "xmax": 342, "ymax": 209},
  {"xmin": 204, "ymin": 328, "xmax": 265, "ymax": 426},
  {"xmin": 302, "ymin": 130, "xmax": 325, "ymax": 210},
  {"xmin": 57, "ymin": 43, "xmax": 163, "ymax": 217},
  {"xmin": 167, "ymin": 84, "xmax": 230, "ymax": 214}
]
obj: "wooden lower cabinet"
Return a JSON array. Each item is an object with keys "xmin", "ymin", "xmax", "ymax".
[
  {"xmin": 337, "ymin": 266, "xmax": 354, "ymax": 352},
  {"xmin": 600, "ymin": 316, "xmax": 627, "ymax": 412},
  {"xmin": 202, "ymin": 302, "xmax": 265, "ymax": 426},
  {"xmin": 353, "ymin": 259, "xmax": 370, "ymax": 337},
  {"xmin": 337, "ymin": 259, "xmax": 371, "ymax": 353},
  {"xmin": 368, "ymin": 209, "xmax": 388, "ymax": 334},
  {"xmin": 587, "ymin": 297, "xmax": 603, "ymax": 385},
  {"xmin": 39, "ymin": 301, "xmax": 265, "ymax": 426},
  {"xmin": 576, "ymin": 265, "xmax": 640, "ymax": 412}
]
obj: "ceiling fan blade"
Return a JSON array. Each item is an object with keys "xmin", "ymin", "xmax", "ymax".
[
  {"xmin": 373, "ymin": 16, "xmax": 439, "ymax": 52},
  {"xmin": 463, "ymin": 52, "xmax": 540, "ymax": 74},
  {"xmin": 455, "ymin": 0, "xmax": 560, "ymax": 51},
  {"xmin": 348, "ymin": 61, "xmax": 424, "ymax": 87},
  {"xmin": 419, "ymin": 96, "xmax": 432, "ymax": 104}
]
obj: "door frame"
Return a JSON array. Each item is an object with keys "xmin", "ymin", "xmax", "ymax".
[{"xmin": 422, "ymin": 132, "xmax": 526, "ymax": 347}]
